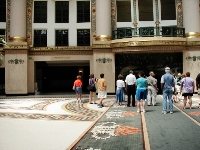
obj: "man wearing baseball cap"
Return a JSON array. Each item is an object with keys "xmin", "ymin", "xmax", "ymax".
[{"xmin": 160, "ymin": 67, "xmax": 175, "ymax": 114}]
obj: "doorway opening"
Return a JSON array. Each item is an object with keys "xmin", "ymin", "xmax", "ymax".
[
  {"xmin": 35, "ymin": 61, "xmax": 90, "ymax": 94},
  {"xmin": 115, "ymin": 52, "xmax": 183, "ymax": 93}
]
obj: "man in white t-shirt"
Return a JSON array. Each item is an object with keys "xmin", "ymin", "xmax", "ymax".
[{"xmin": 125, "ymin": 70, "xmax": 136, "ymax": 107}]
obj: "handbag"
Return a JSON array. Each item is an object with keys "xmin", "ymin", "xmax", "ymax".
[
  {"xmin": 87, "ymin": 84, "xmax": 96, "ymax": 91},
  {"xmin": 72, "ymin": 85, "xmax": 76, "ymax": 90},
  {"xmin": 87, "ymin": 85, "xmax": 93, "ymax": 91}
]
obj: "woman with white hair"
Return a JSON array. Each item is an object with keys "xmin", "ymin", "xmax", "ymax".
[{"xmin": 181, "ymin": 72, "xmax": 195, "ymax": 109}]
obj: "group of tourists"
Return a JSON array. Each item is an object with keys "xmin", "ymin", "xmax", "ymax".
[
  {"xmin": 72, "ymin": 67, "xmax": 200, "ymax": 112},
  {"xmin": 73, "ymin": 73, "xmax": 107, "ymax": 108}
]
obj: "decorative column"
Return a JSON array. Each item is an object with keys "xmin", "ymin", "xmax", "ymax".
[
  {"xmin": 182, "ymin": 0, "xmax": 200, "ymax": 88},
  {"xmin": 9, "ymin": 0, "xmax": 27, "ymax": 42},
  {"xmin": 4, "ymin": 0, "xmax": 28, "ymax": 94},
  {"xmin": 93, "ymin": 0, "xmax": 115, "ymax": 93},
  {"xmin": 182, "ymin": 0, "xmax": 200, "ymax": 35},
  {"xmin": 95, "ymin": 0, "xmax": 111, "ymax": 41}
]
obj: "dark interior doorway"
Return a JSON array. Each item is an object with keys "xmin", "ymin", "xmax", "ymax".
[
  {"xmin": 115, "ymin": 52, "xmax": 183, "ymax": 93},
  {"xmin": 35, "ymin": 62, "xmax": 90, "ymax": 93},
  {"xmin": 0, "ymin": 68, "xmax": 5, "ymax": 95}
]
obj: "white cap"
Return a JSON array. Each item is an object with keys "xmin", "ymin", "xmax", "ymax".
[
  {"xmin": 165, "ymin": 67, "xmax": 170, "ymax": 70},
  {"xmin": 165, "ymin": 67, "xmax": 170, "ymax": 73}
]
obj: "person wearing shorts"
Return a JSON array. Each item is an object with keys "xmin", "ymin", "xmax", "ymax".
[
  {"xmin": 180, "ymin": 72, "xmax": 195, "ymax": 109},
  {"xmin": 136, "ymin": 71, "xmax": 148, "ymax": 113},
  {"xmin": 97, "ymin": 73, "xmax": 107, "ymax": 108},
  {"xmin": 73, "ymin": 75, "xmax": 83, "ymax": 104}
]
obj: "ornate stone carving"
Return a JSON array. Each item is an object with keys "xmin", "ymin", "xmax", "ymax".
[
  {"xmin": 111, "ymin": 0, "xmax": 117, "ymax": 31},
  {"xmin": 31, "ymin": 46, "xmax": 92, "ymax": 51},
  {"xmin": 132, "ymin": 0, "xmax": 138, "ymax": 27},
  {"xmin": 27, "ymin": 0, "xmax": 33, "ymax": 46},
  {"xmin": 91, "ymin": 0, "xmax": 96, "ymax": 40},
  {"xmin": 8, "ymin": 59, "xmax": 25, "ymax": 64},
  {"xmin": 155, "ymin": 0, "xmax": 160, "ymax": 27},
  {"xmin": 29, "ymin": 49, "xmax": 93, "ymax": 55},
  {"xmin": 113, "ymin": 45, "xmax": 185, "ymax": 53},
  {"xmin": 111, "ymin": 40, "xmax": 186, "ymax": 48},
  {"xmin": 5, "ymin": 49, "xmax": 28, "ymax": 54},
  {"xmin": 176, "ymin": 0, "xmax": 183, "ymax": 27},
  {"xmin": 6, "ymin": 0, "xmax": 11, "ymax": 41}
]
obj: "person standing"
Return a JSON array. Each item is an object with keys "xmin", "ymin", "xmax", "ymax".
[
  {"xmin": 196, "ymin": 72, "xmax": 200, "ymax": 95},
  {"xmin": 161, "ymin": 67, "xmax": 175, "ymax": 114},
  {"xmin": 125, "ymin": 70, "xmax": 136, "ymax": 107},
  {"xmin": 73, "ymin": 75, "xmax": 83, "ymax": 104},
  {"xmin": 180, "ymin": 72, "xmax": 195, "ymax": 109},
  {"xmin": 88, "ymin": 74, "xmax": 97, "ymax": 104},
  {"xmin": 136, "ymin": 71, "xmax": 148, "ymax": 113},
  {"xmin": 116, "ymin": 74, "xmax": 125, "ymax": 105},
  {"xmin": 97, "ymin": 73, "xmax": 107, "ymax": 108},
  {"xmin": 196, "ymin": 72, "xmax": 200, "ymax": 108},
  {"xmin": 147, "ymin": 71, "xmax": 158, "ymax": 106}
]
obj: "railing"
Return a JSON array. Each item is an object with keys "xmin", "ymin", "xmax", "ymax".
[{"xmin": 112, "ymin": 26, "xmax": 185, "ymax": 39}]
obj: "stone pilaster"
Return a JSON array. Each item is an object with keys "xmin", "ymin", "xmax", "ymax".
[
  {"xmin": 4, "ymin": 0, "xmax": 28, "ymax": 94},
  {"xmin": 4, "ymin": 48, "xmax": 28, "ymax": 94},
  {"xmin": 182, "ymin": 0, "xmax": 200, "ymax": 89},
  {"xmin": 93, "ymin": 48, "xmax": 115, "ymax": 93}
]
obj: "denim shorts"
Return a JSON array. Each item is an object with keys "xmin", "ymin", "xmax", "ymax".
[
  {"xmin": 75, "ymin": 87, "xmax": 82, "ymax": 94},
  {"xmin": 136, "ymin": 88, "xmax": 147, "ymax": 101}
]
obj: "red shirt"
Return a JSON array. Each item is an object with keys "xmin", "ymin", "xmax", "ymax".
[{"xmin": 74, "ymin": 79, "xmax": 82, "ymax": 87}]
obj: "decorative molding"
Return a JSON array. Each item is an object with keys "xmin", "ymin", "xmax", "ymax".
[
  {"xmin": 92, "ymin": 44, "xmax": 111, "ymax": 49},
  {"xmin": 113, "ymin": 45, "xmax": 186, "ymax": 53},
  {"xmin": 27, "ymin": 0, "xmax": 33, "ymax": 46},
  {"xmin": 185, "ymin": 32, "xmax": 200, "ymax": 38},
  {"xmin": 111, "ymin": 40, "xmax": 186, "ymax": 48},
  {"xmin": 91, "ymin": 0, "xmax": 96, "ymax": 41},
  {"xmin": 8, "ymin": 59, "xmax": 25, "ymax": 64},
  {"xmin": 9, "ymin": 36, "xmax": 26, "ymax": 42},
  {"xmin": 155, "ymin": 0, "xmax": 160, "ymax": 27},
  {"xmin": 185, "ymin": 56, "xmax": 200, "ymax": 61},
  {"xmin": 111, "ymin": 0, "xmax": 117, "ymax": 31},
  {"xmin": 6, "ymin": 0, "xmax": 11, "ymax": 41},
  {"xmin": 31, "ymin": 46, "xmax": 92, "ymax": 51},
  {"xmin": 95, "ymin": 35, "xmax": 112, "ymax": 41},
  {"xmin": 5, "ymin": 49, "xmax": 28, "ymax": 54},
  {"xmin": 176, "ymin": 0, "xmax": 183, "ymax": 28},
  {"xmin": 4, "ymin": 42, "xmax": 28, "ymax": 50},
  {"xmin": 29, "ymin": 50, "xmax": 93, "ymax": 56},
  {"xmin": 96, "ymin": 57, "xmax": 112, "ymax": 63},
  {"xmin": 132, "ymin": 0, "xmax": 138, "ymax": 27}
]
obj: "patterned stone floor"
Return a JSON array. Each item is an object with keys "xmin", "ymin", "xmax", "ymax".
[
  {"xmin": 0, "ymin": 96, "xmax": 115, "ymax": 121},
  {"xmin": 0, "ymin": 95, "xmax": 115, "ymax": 150}
]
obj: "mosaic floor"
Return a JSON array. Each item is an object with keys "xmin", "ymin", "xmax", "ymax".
[{"xmin": 0, "ymin": 97, "xmax": 115, "ymax": 121}]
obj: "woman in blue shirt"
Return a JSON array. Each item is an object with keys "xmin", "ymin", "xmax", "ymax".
[{"xmin": 136, "ymin": 71, "xmax": 148, "ymax": 113}]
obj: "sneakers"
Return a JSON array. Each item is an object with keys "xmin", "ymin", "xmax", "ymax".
[
  {"xmin": 162, "ymin": 111, "xmax": 167, "ymax": 114},
  {"xmin": 97, "ymin": 104, "xmax": 104, "ymax": 108},
  {"xmin": 137, "ymin": 109, "xmax": 146, "ymax": 113},
  {"xmin": 162, "ymin": 111, "xmax": 173, "ymax": 114}
]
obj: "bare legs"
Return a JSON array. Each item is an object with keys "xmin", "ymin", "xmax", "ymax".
[
  {"xmin": 89, "ymin": 91, "xmax": 96, "ymax": 104},
  {"xmin": 183, "ymin": 96, "xmax": 192, "ymax": 109},
  {"xmin": 76, "ymin": 93, "xmax": 82, "ymax": 104},
  {"xmin": 137, "ymin": 100, "xmax": 146, "ymax": 112}
]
